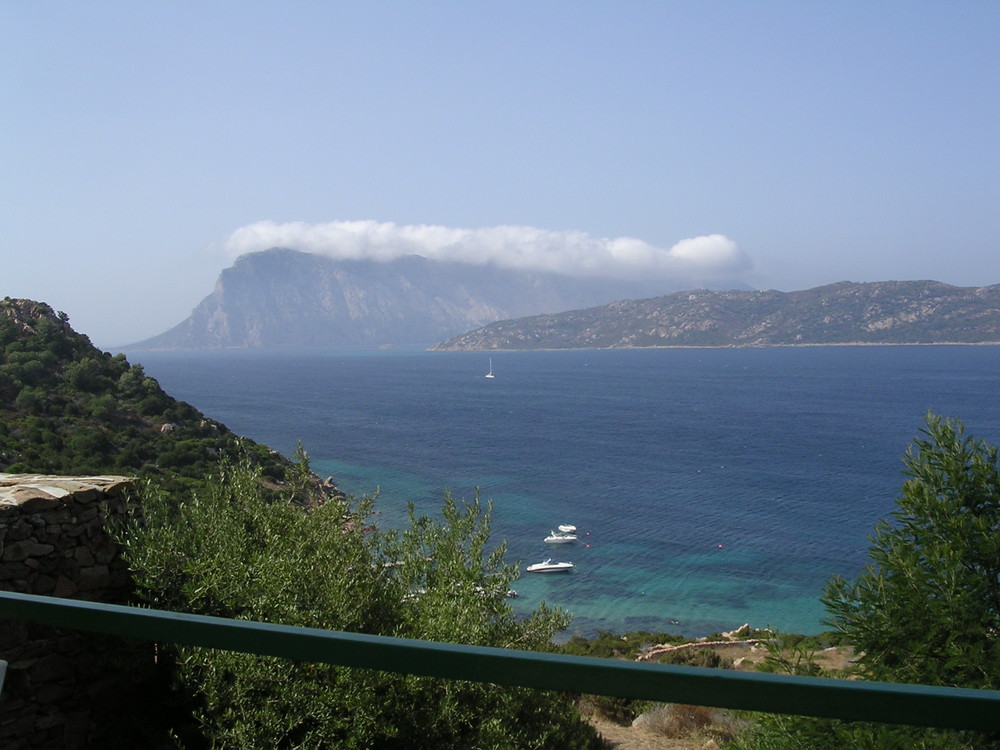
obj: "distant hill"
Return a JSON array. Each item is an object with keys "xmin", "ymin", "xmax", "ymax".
[
  {"xmin": 432, "ymin": 281, "xmax": 1000, "ymax": 350},
  {"xmin": 127, "ymin": 248, "xmax": 700, "ymax": 349}
]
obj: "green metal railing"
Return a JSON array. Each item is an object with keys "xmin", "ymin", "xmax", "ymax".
[{"xmin": 3, "ymin": 590, "xmax": 999, "ymax": 731}]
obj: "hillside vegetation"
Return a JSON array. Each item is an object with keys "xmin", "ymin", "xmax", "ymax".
[{"xmin": 0, "ymin": 297, "xmax": 290, "ymax": 495}]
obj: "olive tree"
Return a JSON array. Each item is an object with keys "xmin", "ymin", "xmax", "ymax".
[{"xmin": 119, "ymin": 458, "xmax": 603, "ymax": 749}]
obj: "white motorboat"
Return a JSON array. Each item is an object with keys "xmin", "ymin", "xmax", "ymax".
[
  {"xmin": 544, "ymin": 530, "xmax": 577, "ymax": 543},
  {"xmin": 557, "ymin": 524, "xmax": 577, "ymax": 534},
  {"xmin": 526, "ymin": 559, "xmax": 574, "ymax": 573}
]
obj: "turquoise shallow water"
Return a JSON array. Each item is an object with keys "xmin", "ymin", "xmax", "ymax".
[{"xmin": 134, "ymin": 345, "xmax": 1000, "ymax": 637}]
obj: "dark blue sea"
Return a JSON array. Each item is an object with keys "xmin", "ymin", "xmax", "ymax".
[{"xmin": 130, "ymin": 346, "xmax": 1000, "ymax": 639}]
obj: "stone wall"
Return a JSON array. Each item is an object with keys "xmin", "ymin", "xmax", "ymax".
[{"xmin": 0, "ymin": 474, "xmax": 141, "ymax": 750}]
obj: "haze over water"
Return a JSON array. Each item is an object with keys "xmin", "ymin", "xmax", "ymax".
[{"xmin": 134, "ymin": 345, "xmax": 1000, "ymax": 637}]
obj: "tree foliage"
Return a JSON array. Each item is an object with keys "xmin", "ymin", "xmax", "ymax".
[
  {"xmin": 0, "ymin": 298, "xmax": 290, "ymax": 494},
  {"xmin": 733, "ymin": 414, "xmax": 1000, "ymax": 750},
  {"xmin": 119, "ymin": 458, "xmax": 603, "ymax": 749},
  {"xmin": 823, "ymin": 413, "xmax": 1000, "ymax": 690}
]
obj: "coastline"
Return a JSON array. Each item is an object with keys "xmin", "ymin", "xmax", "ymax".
[{"xmin": 431, "ymin": 340, "xmax": 1000, "ymax": 352}]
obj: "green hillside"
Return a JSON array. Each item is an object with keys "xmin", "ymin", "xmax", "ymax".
[{"xmin": 0, "ymin": 298, "xmax": 289, "ymax": 493}]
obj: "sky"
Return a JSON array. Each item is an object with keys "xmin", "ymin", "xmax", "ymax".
[{"xmin": 3, "ymin": 1, "xmax": 998, "ymax": 347}]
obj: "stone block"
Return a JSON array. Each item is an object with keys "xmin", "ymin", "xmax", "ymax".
[
  {"xmin": 77, "ymin": 565, "xmax": 110, "ymax": 591},
  {"xmin": 0, "ymin": 697, "xmax": 26, "ymax": 713},
  {"xmin": 35, "ymin": 682, "xmax": 76, "ymax": 703},
  {"xmin": 44, "ymin": 529, "xmax": 67, "ymax": 547},
  {"xmin": 92, "ymin": 543, "xmax": 117, "ymax": 566},
  {"xmin": 63, "ymin": 711, "xmax": 91, "ymax": 750},
  {"xmin": 65, "ymin": 524, "xmax": 88, "ymax": 539},
  {"xmin": 6, "ymin": 520, "xmax": 31, "ymax": 542},
  {"xmin": 72, "ymin": 548, "xmax": 94, "ymax": 567},
  {"xmin": 27, "ymin": 654, "xmax": 75, "ymax": 683},
  {"xmin": 31, "ymin": 574, "xmax": 56, "ymax": 595},
  {"xmin": 41, "ymin": 510, "xmax": 73, "ymax": 525},
  {"xmin": 34, "ymin": 711, "xmax": 67, "ymax": 731},
  {"xmin": 2, "ymin": 540, "xmax": 54, "ymax": 562},
  {"xmin": 8, "ymin": 657, "xmax": 35, "ymax": 673},
  {"xmin": 52, "ymin": 576, "xmax": 78, "ymax": 598},
  {"xmin": 0, "ymin": 711, "xmax": 37, "ymax": 746},
  {"xmin": 0, "ymin": 620, "xmax": 27, "ymax": 649},
  {"xmin": 0, "ymin": 560, "xmax": 30, "ymax": 580},
  {"xmin": 68, "ymin": 488, "xmax": 100, "ymax": 503},
  {"xmin": 54, "ymin": 636, "xmax": 87, "ymax": 656},
  {"xmin": 12, "ymin": 494, "xmax": 59, "ymax": 513}
]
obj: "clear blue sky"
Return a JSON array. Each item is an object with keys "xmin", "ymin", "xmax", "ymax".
[{"xmin": 3, "ymin": 1, "xmax": 998, "ymax": 346}]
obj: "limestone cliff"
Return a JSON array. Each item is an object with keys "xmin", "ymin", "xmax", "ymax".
[{"xmin": 127, "ymin": 248, "xmax": 681, "ymax": 349}]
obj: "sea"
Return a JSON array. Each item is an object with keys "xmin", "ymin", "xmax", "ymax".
[{"xmin": 128, "ymin": 345, "xmax": 1000, "ymax": 639}]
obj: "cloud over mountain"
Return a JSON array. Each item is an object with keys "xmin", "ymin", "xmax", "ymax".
[{"xmin": 222, "ymin": 220, "xmax": 752, "ymax": 283}]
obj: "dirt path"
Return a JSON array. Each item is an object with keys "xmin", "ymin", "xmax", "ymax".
[
  {"xmin": 582, "ymin": 643, "xmax": 856, "ymax": 749},
  {"xmin": 589, "ymin": 716, "xmax": 714, "ymax": 749}
]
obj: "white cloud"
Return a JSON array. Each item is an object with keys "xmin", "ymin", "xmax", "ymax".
[{"xmin": 222, "ymin": 220, "xmax": 752, "ymax": 282}]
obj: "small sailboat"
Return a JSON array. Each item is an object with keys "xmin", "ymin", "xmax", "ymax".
[{"xmin": 485, "ymin": 357, "xmax": 495, "ymax": 379}]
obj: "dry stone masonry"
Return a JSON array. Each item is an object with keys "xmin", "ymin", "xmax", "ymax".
[{"xmin": 0, "ymin": 474, "xmax": 138, "ymax": 750}]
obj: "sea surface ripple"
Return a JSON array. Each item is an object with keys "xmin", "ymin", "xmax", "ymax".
[{"xmin": 134, "ymin": 345, "xmax": 1000, "ymax": 637}]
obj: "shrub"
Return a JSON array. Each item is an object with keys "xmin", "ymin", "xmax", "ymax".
[
  {"xmin": 824, "ymin": 413, "xmax": 1000, "ymax": 690},
  {"xmin": 119, "ymin": 460, "xmax": 605, "ymax": 749},
  {"xmin": 657, "ymin": 647, "xmax": 732, "ymax": 669}
]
